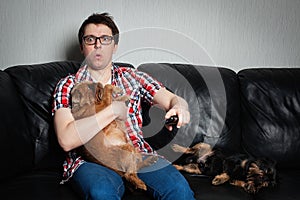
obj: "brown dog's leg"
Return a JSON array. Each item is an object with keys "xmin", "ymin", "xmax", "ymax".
[
  {"xmin": 117, "ymin": 144, "xmax": 149, "ymax": 190},
  {"xmin": 137, "ymin": 155, "xmax": 158, "ymax": 169},
  {"xmin": 124, "ymin": 173, "xmax": 147, "ymax": 190}
]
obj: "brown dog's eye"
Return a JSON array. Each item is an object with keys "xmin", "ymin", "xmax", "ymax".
[
  {"xmin": 97, "ymin": 93, "xmax": 102, "ymax": 100},
  {"xmin": 88, "ymin": 84, "xmax": 96, "ymax": 91}
]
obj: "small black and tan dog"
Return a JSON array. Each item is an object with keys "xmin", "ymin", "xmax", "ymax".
[{"xmin": 172, "ymin": 143, "xmax": 277, "ymax": 194}]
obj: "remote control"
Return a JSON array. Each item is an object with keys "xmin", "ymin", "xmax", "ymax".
[{"xmin": 165, "ymin": 115, "xmax": 179, "ymax": 126}]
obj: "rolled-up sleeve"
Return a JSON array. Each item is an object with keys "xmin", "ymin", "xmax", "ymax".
[
  {"xmin": 135, "ymin": 70, "xmax": 164, "ymax": 104},
  {"xmin": 52, "ymin": 75, "xmax": 75, "ymax": 115}
]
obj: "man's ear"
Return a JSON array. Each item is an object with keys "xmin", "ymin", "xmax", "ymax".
[
  {"xmin": 113, "ymin": 44, "xmax": 118, "ymax": 54},
  {"xmin": 79, "ymin": 44, "xmax": 84, "ymax": 53}
]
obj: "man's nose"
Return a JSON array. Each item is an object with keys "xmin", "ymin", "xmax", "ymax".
[{"xmin": 94, "ymin": 38, "xmax": 101, "ymax": 49}]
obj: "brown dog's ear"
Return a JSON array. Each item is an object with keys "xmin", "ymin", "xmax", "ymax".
[{"xmin": 95, "ymin": 82, "xmax": 103, "ymax": 102}]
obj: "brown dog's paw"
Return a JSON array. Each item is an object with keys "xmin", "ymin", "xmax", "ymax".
[
  {"xmin": 137, "ymin": 155, "xmax": 158, "ymax": 169},
  {"xmin": 138, "ymin": 183, "xmax": 147, "ymax": 191},
  {"xmin": 111, "ymin": 86, "xmax": 129, "ymax": 101},
  {"xmin": 125, "ymin": 173, "xmax": 147, "ymax": 191},
  {"xmin": 112, "ymin": 85, "xmax": 122, "ymax": 93},
  {"xmin": 115, "ymin": 95, "xmax": 130, "ymax": 104},
  {"xmin": 146, "ymin": 155, "xmax": 158, "ymax": 164},
  {"xmin": 133, "ymin": 178, "xmax": 147, "ymax": 191}
]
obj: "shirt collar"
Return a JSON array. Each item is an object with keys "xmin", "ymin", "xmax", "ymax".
[
  {"xmin": 75, "ymin": 65, "xmax": 93, "ymax": 82},
  {"xmin": 75, "ymin": 63, "xmax": 118, "ymax": 83}
]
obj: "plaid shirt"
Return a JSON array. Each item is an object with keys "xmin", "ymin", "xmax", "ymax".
[{"xmin": 52, "ymin": 63, "xmax": 163, "ymax": 184}]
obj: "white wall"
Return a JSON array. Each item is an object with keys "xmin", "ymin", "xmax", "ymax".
[{"xmin": 1, "ymin": 0, "xmax": 300, "ymax": 71}]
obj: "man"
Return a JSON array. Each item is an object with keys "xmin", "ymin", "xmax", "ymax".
[{"xmin": 52, "ymin": 13, "xmax": 195, "ymax": 200}]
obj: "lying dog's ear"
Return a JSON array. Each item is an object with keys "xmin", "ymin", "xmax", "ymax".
[
  {"xmin": 256, "ymin": 157, "xmax": 277, "ymax": 170},
  {"xmin": 260, "ymin": 158, "xmax": 277, "ymax": 187}
]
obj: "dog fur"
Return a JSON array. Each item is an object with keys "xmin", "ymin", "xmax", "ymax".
[
  {"xmin": 71, "ymin": 81, "xmax": 157, "ymax": 190},
  {"xmin": 172, "ymin": 142, "xmax": 277, "ymax": 193}
]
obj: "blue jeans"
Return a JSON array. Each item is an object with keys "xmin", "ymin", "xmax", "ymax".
[{"xmin": 71, "ymin": 156, "xmax": 195, "ymax": 200}]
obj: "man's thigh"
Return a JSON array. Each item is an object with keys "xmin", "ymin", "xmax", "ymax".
[
  {"xmin": 71, "ymin": 162, "xmax": 125, "ymax": 199},
  {"xmin": 138, "ymin": 156, "xmax": 195, "ymax": 200}
]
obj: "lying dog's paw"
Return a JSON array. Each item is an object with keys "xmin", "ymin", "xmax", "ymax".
[
  {"xmin": 244, "ymin": 182, "xmax": 257, "ymax": 194},
  {"xmin": 171, "ymin": 144, "xmax": 187, "ymax": 153},
  {"xmin": 212, "ymin": 176, "xmax": 224, "ymax": 185},
  {"xmin": 212, "ymin": 173, "xmax": 230, "ymax": 185},
  {"xmin": 173, "ymin": 164, "xmax": 184, "ymax": 171}
]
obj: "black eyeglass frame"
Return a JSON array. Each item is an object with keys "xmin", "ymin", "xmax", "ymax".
[{"xmin": 82, "ymin": 35, "xmax": 114, "ymax": 45}]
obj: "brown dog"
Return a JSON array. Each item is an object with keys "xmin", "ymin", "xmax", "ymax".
[
  {"xmin": 71, "ymin": 81, "xmax": 157, "ymax": 190},
  {"xmin": 172, "ymin": 143, "xmax": 277, "ymax": 193}
]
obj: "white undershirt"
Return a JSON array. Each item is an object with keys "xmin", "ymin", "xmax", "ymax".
[{"xmin": 105, "ymin": 78, "xmax": 111, "ymax": 85}]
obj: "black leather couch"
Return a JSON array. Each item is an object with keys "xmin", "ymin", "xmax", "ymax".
[{"xmin": 0, "ymin": 61, "xmax": 299, "ymax": 200}]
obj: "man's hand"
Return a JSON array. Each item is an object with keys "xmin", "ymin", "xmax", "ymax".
[
  {"xmin": 153, "ymin": 87, "xmax": 190, "ymax": 131},
  {"xmin": 111, "ymin": 101, "xmax": 128, "ymax": 121},
  {"xmin": 165, "ymin": 104, "xmax": 190, "ymax": 131}
]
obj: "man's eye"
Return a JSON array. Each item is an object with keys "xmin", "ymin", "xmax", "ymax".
[
  {"xmin": 102, "ymin": 36, "xmax": 110, "ymax": 41},
  {"xmin": 87, "ymin": 37, "xmax": 95, "ymax": 42}
]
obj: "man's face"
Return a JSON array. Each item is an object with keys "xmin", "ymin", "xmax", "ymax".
[{"xmin": 81, "ymin": 23, "xmax": 118, "ymax": 70}]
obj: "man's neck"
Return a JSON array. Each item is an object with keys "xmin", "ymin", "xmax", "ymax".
[{"xmin": 88, "ymin": 64, "xmax": 112, "ymax": 84}]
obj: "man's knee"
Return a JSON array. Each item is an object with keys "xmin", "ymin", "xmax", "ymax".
[
  {"xmin": 88, "ymin": 181, "xmax": 125, "ymax": 200},
  {"xmin": 164, "ymin": 179, "xmax": 195, "ymax": 200}
]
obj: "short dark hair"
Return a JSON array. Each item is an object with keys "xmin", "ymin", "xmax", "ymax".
[{"xmin": 78, "ymin": 13, "xmax": 119, "ymax": 46}]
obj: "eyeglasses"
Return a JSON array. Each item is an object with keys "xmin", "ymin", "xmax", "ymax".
[{"xmin": 82, "ymin": 35, "xmax": 114, "ymax": 45}]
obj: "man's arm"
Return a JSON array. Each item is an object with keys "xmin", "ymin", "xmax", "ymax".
[
  {"xmin": 54, "ymin": 101, "xmax": 127, "ymax": 152},
  {"xmin": 153, "ymin": 87, "xmax": 190, "ymax": 131}
]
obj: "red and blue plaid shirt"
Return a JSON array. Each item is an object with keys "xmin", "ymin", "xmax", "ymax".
[{"xmin": 52, "ymin": 63, "xmax": 163, "ymax": 184}]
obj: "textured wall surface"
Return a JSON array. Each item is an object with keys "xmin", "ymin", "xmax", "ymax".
[{"xmin": 1, "ymin": 0, "xmax": 300, "ymax": 71}]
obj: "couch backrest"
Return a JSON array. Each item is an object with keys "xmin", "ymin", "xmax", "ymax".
[
  {"xmin": 238, "ymin": 68, "xmax": 300, "ymax": 169},
  {"xmin": 138, "ymin": 63, "xmax": 241, "ymax": 160}
]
